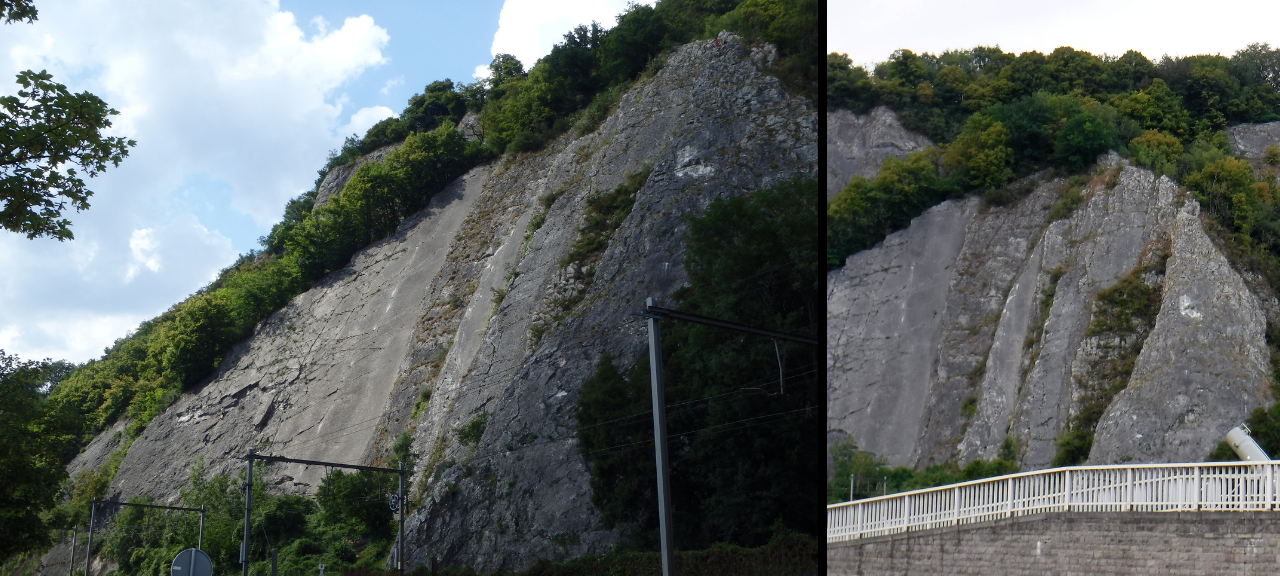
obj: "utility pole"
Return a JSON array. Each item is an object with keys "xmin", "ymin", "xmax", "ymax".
[
  {"xmin": 199, "ymin": 505, "xmax": 205, "ymax": 550},
  {"xmin": 398, "ymin": 463, "xmax": 405, "ymax": 576},
  {"xmin": 243, "ymin": 448, "xmax": 254, "ymax": 576},
  {"xmin": 68, "ymin": 526, "xmax": 76, "ymax": 576},
  {"xmin": 632, "ymin": 298, "xmax": 818, "ymax": 576},
  {"xmin": 84, "ymin": 500, "xmax": 95, "ymax": 576},
  {"xmin": 643, "ymin": 297, "xmax": 676, "ymax": 576}
]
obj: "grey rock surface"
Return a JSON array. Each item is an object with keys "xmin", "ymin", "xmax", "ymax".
[
  {"xmin": 1229, "ymin": 121, "xmax": 1280, "ymax": 163},
  {"xmin": 401, "ymin": 36, "xmax": 815, "ymax": 572},
  {"xmin": 98, "ymin": 165, "xmax": 490, "ymax": 504},
  {"xmin": 827, "ymin": 198, "xmax": 977, "ymax": 467},
  {"xmin": 59, "ymin": 36, "xmax": 813, "ymax": 573},
  {"xmin": 914, "ymin": 177, "xmax": 1056, "ymax": 467},
  {"xmin": 828, "ymin": 151, "xmax": 1272, "ymax": 474},
  {"xmin": 1010, "ymin": 160, "xmax": 1182, "ymax": 469},
  {"xmin": 1090, "ymin": 201, "xmax": 1273, "ymax": 464},
  {"xmin": 458, "ymin": 110, "xmax": 482, "ymax": 142},
  {"xmin": 826, "ymin": 106, "xmax": 932, "ymax": 199}
]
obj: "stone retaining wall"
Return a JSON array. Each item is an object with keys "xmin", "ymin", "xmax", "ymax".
[{"xmin": 829, "ymin": 511, "xmax": 1280, "ymax": 575}]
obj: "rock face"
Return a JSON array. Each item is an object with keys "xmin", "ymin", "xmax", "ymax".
[
  {"xmin": 827, "ymin": 197, "xmax": 978, "ymax": 466},
  {"xmin": 825, "ymin": 106, "xmax": 932, "ymax": 199},
  {"xmin": 1228, "ymin": 121, "xmax": 1280, "ymax": 168},
  {"xmin": 65, "ymin": 35, "xmax": 814, "ymax": 573},
  {"xmin": 828, "ymin": 151, "xmax": 1274, "ymax": 474},
  {"xmin": 1090, "ymin": 201, "xmax": 1272, "ymax": 464}
]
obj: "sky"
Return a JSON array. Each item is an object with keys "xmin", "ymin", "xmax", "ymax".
[
  {"xmin": 830, "ymin": 0, "xmax": 1280, "ymax": 69},
  {"xmin": 0, "ymin": 0, "xmax": 647, "ymax": 364}
]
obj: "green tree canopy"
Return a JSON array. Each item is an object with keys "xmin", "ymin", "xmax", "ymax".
[
  {"xmin": 0, "ymin": 350, "xmax": 66, "ymax": 557},
  {"xmin": 1, "ymin": 70, "xmax": 134, "ymax": 240}
]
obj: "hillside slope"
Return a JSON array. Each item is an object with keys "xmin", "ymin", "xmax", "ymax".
[{"xmin": 52, "ymin": 34, "xmax": 813, "ymax": 574}]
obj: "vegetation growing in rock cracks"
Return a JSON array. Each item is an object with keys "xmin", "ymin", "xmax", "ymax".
[{"xmin": 1, "ymin": 0, "xmax": 819, "ymax": 566}]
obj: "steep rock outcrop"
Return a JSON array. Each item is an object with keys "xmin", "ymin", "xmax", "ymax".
[
  {"xmin": 400, "ymin": 35, "xmax": 814, "ymax": 571},
  {"xmin": 825, "ymin": 106, "xmax": 932, "ymax": 199},
  {"xmin": 1091, "ymin": 201, "xmax": 1272, "ymax": 463},
  {"xmin": 828, "ymin": 152, "xmax": 1274, "ymax": 473},
  {"xmin": 63, "ymin": 35, "xmax": 813, "ymax": 573}
]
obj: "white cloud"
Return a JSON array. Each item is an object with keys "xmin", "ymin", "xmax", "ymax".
[
  {"xmin": 488, "ymin": 0, "xmax": 652, "ymax": 71},
  {"xmin": 126, "ymin": 228, "xmax": 161, "ymax": 282},
  {"xmin": 340, "ymin": 106, "xmax": 396, "ymax": 139},
  {"xmin": 380, "ymin": 75, "xmax": 404, "ymax": 95},
  {"xmin": 473, "ymin": 64, "xmax": 491, "ymax": 81},
  {"xmin": 830, "ymin": 0, "xmax": 1280, "ymax": 69},
  {"xmin": 0, "ymin": 0, "xmax": 375, "ymax": 362}
]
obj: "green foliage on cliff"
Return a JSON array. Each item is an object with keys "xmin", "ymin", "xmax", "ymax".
[
  {"xmin": 825, "ymin": 42, "xmax": 1280, "ymax": 268},
  {"xmin": 576, "ymin": 177, "xmax": 821, "ymax": 550}
]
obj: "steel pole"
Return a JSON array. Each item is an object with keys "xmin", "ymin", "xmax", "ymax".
[
  {"xmin": 68, "ymin": 526, "xmax": 76, "ymax": 576},
  {"xmin": 398, "ymin": 464, "xmax": 405, "ymax": 576},
  {"xmin": 645, "ymin": 297, "xmax": 675, "ymax": 576},
  {"xmin": 243, "ymin": 449, "xmax": 254, "ymax": 576},
  {"xmin": 199, "ymin": 505, "xmax": 205, "ymax": 550},
  {"xmin": 84, "ymin": 501, "xmax": 95, "ymax": 576}
]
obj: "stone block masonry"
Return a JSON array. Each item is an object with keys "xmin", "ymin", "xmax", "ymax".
[{"xmin": 829, "ymin": 511, "xmax": 1280, "ymax": 575}]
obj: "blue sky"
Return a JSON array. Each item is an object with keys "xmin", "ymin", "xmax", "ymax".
[
  {"xmin": 830, "ymin": 0, "xmax": 1280, "ymax": 69},
  {"xmin": 0, "ymin": 0, "xmax": 645, "ymax": 363}
]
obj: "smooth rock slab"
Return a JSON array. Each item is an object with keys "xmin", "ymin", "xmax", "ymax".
[{"xmin": 827, "ymin": 198, "xmax": 977, "ymax": 466}]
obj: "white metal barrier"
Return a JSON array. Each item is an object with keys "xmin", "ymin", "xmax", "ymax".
[{"xmin": 827, "ymin": 462, "xmax": 1278, "ymax": 542}]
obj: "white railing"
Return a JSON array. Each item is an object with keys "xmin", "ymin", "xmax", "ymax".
[{"xmin": 827, "ymin": 462, "xmax": 1278, "ymax": 542}]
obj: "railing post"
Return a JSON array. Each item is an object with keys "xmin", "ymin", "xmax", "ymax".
[
  {"xmin": 1064, "ymin": 469, "xmax": 1071, "ymax": 512},
  {"xmin": 903, "ymin": 494, "xmax": 911, "ymax": 533},
  {"xmin": 1126, "ymin": 467, "xmax": 1133, "ymax": 512},
  {"xmin": 1005, "ymin": 477, "xmax": 1013, "ymax": 518},
  {"xmin": 1194, "ymin": 465, "xmax": 1201, "ymax": 511},
  {"xmin": 953, "ymin": 486, "xmax": 961, "ymax": 526},
  {"xmin": 855, "ymin": 503, "xmax": 863, "ymax": 539},
  {"xmin": 1269, "ymin": 463, "xmax": 1274, "ymax": 511}
]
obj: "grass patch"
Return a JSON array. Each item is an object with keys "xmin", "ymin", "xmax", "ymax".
[
  {"xmin": 457, "ymin": 412, "xmax": 489, "ymax": 446},
  {"xmin": 561, "ymin": 164, "xmax": 652, "ymax": 268},
  {"xmin": 1048, "ymin": 173, "xmax": 1089, "ymax": 222},
  {"xmin": 1052, "ymin": 256, "xmax": 1165, "ymax": 466}
]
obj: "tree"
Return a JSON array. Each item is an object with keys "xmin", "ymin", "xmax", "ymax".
[
  {"xmin": 0, "ymin": 350, "xmax": 66, "ymax": 557},
  {"xmin": 1, "ymin": 0, "xmax": 36, "ymax": 23},
  {"xmin": 2, "ymin": 6, "xmax": 134, "ymax": 240}
]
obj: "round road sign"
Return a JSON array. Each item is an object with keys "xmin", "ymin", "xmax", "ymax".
[{"xmin": 171, "ymin": 548, "xmax": 213, "ymax": 576}]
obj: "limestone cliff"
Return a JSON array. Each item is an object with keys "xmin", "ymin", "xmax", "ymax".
[
  {"xmin": 56, "ymin": 35, "xmax": 814, "ymax": 574},
  {"xmin": 828, "ymin": 107, "xmax": 1274, "ymax": 474},
  {"xmin": 825, "ymin": 106, "xmax": 932, "ymax": 199}
]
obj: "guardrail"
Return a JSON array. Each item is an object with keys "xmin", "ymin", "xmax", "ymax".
[{"xmin": 827, "ymin": 462, "xmax": 1278, "ymax": 543}]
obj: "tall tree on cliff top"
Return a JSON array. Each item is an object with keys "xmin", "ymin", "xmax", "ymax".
[{"xmin": 1, "ymin": 0, "xmax": 134, "ymax": 240}]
